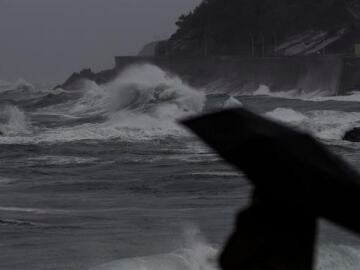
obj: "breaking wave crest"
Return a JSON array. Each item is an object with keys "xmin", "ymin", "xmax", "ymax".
[
  {"xmin": 3, "ymin": 65, "xmax": 360, "ymax": 144},
  {"xmin": 91, "ymin": 227, "xmax": 360, "ymax": 270},
  {"xmin": 265, "ymin": 108, "xmax": 360, "ymax": 140},
  {"xmin": 71, "ymin": 64, "xmax": 205, "ymax": 117},
  {"xmin": 247, "ymin": 84, "xmax": 360, "ymax": 102},
  {"xmin": 51, "ymin": 64, "xmax": 205, "ymax": 142},
  {"xmin": 0, "ymin": 104, "xmax": 31, "ymax": 136},
  {"xmin": 0, "ymin": 65, "xmax": 205, "ymax": 144},
  {"xmin": 91, "ymin": 227, "xmax": 217, "ymax": 270},
  {"xmin": 93, "ymin": 245, "xmax": 360, "ymax": 270},
  {"xmin": 252, "ymin": 84, "xmax": 329, "ymax": 99},
  {"xmin": 0, "ymin": 78, "xmax": 35, "ymax": 93},
  {"xmin": 223, "ymin": 96, "xmax": 243, "ymax": 109}
]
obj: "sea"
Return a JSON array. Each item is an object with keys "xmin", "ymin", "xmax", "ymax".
[{"xmin": 1, "ymin": 64, "xmax": 360, "ymax": 269}]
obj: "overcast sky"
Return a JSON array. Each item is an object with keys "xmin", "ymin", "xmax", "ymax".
[{"xmin": 0, "ymin": 0, "xmax": 201, "ymax": 84}]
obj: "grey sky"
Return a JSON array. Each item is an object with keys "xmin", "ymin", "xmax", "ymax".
[{"xmin": 0, "ymin": 0, "xmax": 201, "ymax": 84}]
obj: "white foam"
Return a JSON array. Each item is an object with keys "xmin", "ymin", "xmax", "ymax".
[
  {"xmin": 317, "ymin": 245, "xmax": 360, "ymax": 270},
  {"xmin": 91, "ymin": 226, "xmax": 360, "ymax": 270},
  {"xmin": 11, "ymin": 78, "xmax": 35, "ymax": 92},
  {"xmin": 0, "ymin": 65, "xmax": 206, "ymax": 144},
  {"xmin": 0, "ymin": 78, "xmax": 37, "ymax": 96},
  {"xmin": 92, "ymin": 227, "xmax": 217, "ymax": 270},
  {"xmin": 60, "ymin": 64, "xmax": 204, "ymax": 141},
  {"xmin": 248, "ymin": 84, "xmax": 360, "ymax": 102},
  {"xmin": 252, "ymin": 85, "xmax": 329, "ymax": 99},
  {"xmin": 0, "ymin": 104, "xmax": 31, "ymax": 136},
  {"xmin": 253, "ymin": 84, "xmax": 272, "ymax": 96},
  {"xmin": 265, "ymin": 108, "xmax": 360, "ymax": 140},
  {"xmin": 265, "ymin": 108, "xmax": 309, "ymax": 124},
  {"xmin": 69, "ymin": 64, "xmax": 205, "ymax": 118},
  {"xmin": 310, "ymin": 91, "xmax": 360, "ymax": 102},
  {"xmin": 223, "ymin": 96, "xmax": 243, "ymax": 109}
]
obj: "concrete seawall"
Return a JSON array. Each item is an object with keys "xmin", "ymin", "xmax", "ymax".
[{"xmin": 115, "ymin": 55, "xmax": 346, "ymax": 95}]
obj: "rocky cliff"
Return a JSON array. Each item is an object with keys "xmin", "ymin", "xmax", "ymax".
[
  {"xmin": 157, "ymin": 0, "xmax": 360, "ymax": 56},
  {"xmin": 56, "ymin": 0, "xmax": 360, "ymax": 90}
]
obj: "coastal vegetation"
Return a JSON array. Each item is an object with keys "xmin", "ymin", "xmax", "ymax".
[{"xmin": 157, "ymin": 0, "xmax": 360, "ymax": 56}]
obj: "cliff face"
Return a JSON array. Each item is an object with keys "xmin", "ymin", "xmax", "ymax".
[
  {"xmin": 157, "ymin": 0, "xmax": 360, "ymax": 56},
  {"xmin": 56, "ymin": 0, "xmax": 360, "ymax": 91}
]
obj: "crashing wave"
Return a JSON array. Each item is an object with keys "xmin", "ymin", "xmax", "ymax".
[
  {"xmin": 253, "ymin": 84, "xmax": 272, "ymax": 96},
  {"xmin": 265, "ymin": 108, "xmax": 310, "ymax": 124},
  {"xmin": 91, "ymin": 227, "xmax": 217, "ymax": 270},
  {"xmin": 0, "ymin": 104, "xmax": 31, "ymax": 136},
  {"xmin": 92, "ymin": 246, "xmax": 217, "ymax": 270},
  {"xmin": 223, "ymin": 96, "xmax": 243, "ymax": 109},
  {"xmin": 265, "ymin": 108, "xmax": 360, "ymax": 141},
  {"xmin": 0, "ymin": 79, "xmax": 35, "ymax": 93},
  {"xmin": 90, "ymin": 226, "xmax": 360, "ymax": 270},
  {"xmin": 44, "ymin": 64, "xmax": 205, "ymax": 142},
  {"xmin": 246, "ymin": 84, "xmax": 360, "ymax": 102},
  {"xmin": 92, "ymin": 244, "xmax": 360, "ymax": 270},
  {"xmin": 309, "ymin": 91, "xmax": 360, "ymax": 102},
  {"xmin": 70, "ymin": 64, "xmax": 205, "ymax": 117},
  {"xmin": 65, "ymin": 65, "xmax": 204, "ymax": 139},
  {"xmin": 12, "ymin": 79, "xmax": 35, "ymax": 92},
  {"xmin": 0, "ymin": 65, "xmax": 205, "ymax": 144},
  {"xmin": 251, "ymin": 84, "xmax": 330, "ymax": 99}
]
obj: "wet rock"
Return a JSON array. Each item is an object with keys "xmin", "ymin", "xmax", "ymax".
[
  {"xmin": 54, "ymin": 68, "xmax": 118, "ymax": 90},
  {"xmin": 343, "ymin": 127, "xmax": 360, "ymax": 142}
]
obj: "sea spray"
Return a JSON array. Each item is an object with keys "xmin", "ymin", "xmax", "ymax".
[
  {"xmin": 71, "ymin": 64, "xmax": 205, "ymax": 117},
  {"xmin": 317, "ymin": 245, "xmax": 360, "ymax": 270},
  {"xmin": 265, "ymin": 108, "xmax": 360, "ymax": 141},
  {"xmin": 0, "ymin": 104, "xmax": 31, "ymax": 136},
  {"xmin": 0, "ymin": 65, "xmax": 206, "ymax": 143},
  {"xmin": 91, "ymin": 225, "xmax": 360, "ymax": 270},
  {"xmin": 91, "ymin": 226, "xmax": 218, "ymax": 270},
  {"xmin": 0, "ymin": 78, "xmax": 35, "ymax": 93},
  {"xmin": 253, "ymin": 84, "xmax": 272, "ymax": 96},
  {"xmin": 223, "ymin": 96, "xmax": 243, "ymax": 109},
  {"xmin": 246, "ymin": 84, "xmax": 360, "ymax": 101},
  {"xmin": 50, "ymin": 64, "xmax": 206, "ymax": 141}
]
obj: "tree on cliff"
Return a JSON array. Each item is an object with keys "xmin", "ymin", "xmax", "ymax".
[{"xmin": 157, "ymin": 0, "xmax": 359, "ymax": 56}]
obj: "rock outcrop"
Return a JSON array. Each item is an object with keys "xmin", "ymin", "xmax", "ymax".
[
  {"xmin": 343, "ymin": 127, "xmax": 360, "ymax": 142},
  {"xmin": 56, "ymin": 1, "xmax": 360, "ymax": 91},
  {"xmin": 157, "ymin": 0, "xmax": 360, "ymax": 56},
  {"xmin": 55, "ymin": 68, "xmax": 118, "ymax": 90}
]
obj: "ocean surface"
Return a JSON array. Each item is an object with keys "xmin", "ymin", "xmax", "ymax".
[{"xmin": 1, "ymin": 65, "xmax": 360, "ymax": 269}]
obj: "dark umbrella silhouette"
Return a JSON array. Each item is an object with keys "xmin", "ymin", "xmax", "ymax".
[{"xmin": 181, "ymin": 108, "xmax": 360, "ymax": 270}]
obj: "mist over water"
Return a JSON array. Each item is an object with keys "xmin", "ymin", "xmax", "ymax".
[{"xmin": 1, "ymin": 65, "xmax": 360, "ymax": 269}]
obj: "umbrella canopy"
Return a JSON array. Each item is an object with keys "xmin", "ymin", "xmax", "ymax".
[{"xmin": 181, "ymin": 108, "xmax": 360, "ymax": 270}]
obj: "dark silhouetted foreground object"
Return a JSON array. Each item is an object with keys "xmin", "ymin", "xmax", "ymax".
[
  {"xmin": 343, "ymin": 127, "xmax": 360, "ymax": 142},
  {"xmin": 181, "ymin": 108, "xmax": 360, "ymax": 270}
]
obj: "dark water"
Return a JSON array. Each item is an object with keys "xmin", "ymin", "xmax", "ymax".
[{"xmin": 1, "ymin": 67, "xmax": 360, "ymax": 269}]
